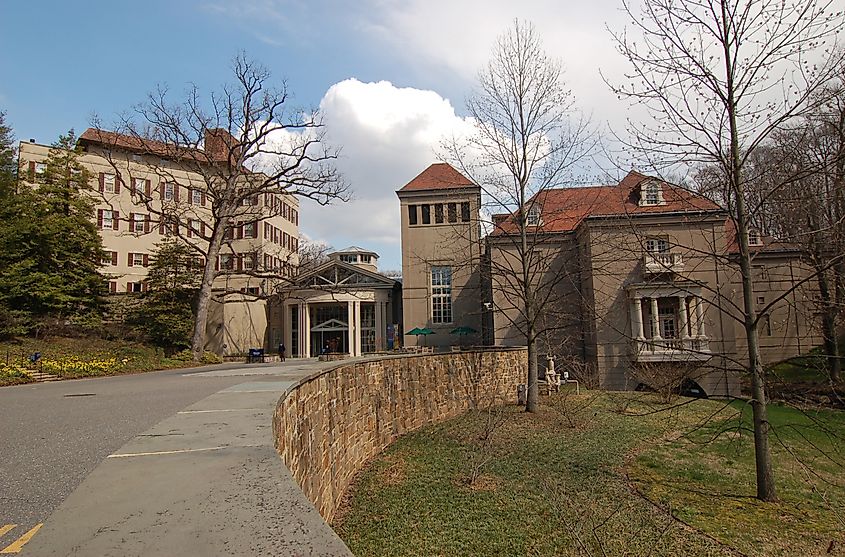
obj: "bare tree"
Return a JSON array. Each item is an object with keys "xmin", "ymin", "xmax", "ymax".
[
  {"xmin": 608, "ymin": 0, "xmax": 844, "ymax": 501},
  {"xmin": 761, "ymin": 82, "xmax": 845, "ymax": 383},
  {"xmin": 443, "ymin": 20, "xmax": 596, "ymax": 413},
  {"xmin": 93, "ymin": 54, "xmax": 347, "ymax": 360}
]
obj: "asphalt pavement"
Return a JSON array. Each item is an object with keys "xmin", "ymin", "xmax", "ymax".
[{"xmin": 0, "ymin": 359, "xmax": 352, "ymax": 556}]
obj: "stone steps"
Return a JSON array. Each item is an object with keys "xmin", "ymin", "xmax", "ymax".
[{"xmin": 27, "ymin": 371, "xmax": 62, "ymax": 382}]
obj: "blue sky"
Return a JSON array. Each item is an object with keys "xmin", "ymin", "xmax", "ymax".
[{"xmin": 1, "ymin": 0, "xmax": 627, "ymax": 270}]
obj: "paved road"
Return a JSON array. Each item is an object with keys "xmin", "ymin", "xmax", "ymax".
[{"xmin": 0, "ymin": 360, "xmax": 351, "ymax": 555}]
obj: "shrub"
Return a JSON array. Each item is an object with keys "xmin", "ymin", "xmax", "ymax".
[{"xmin": 201, "ymin": 352, "xmax": 223, "ymax": 365}]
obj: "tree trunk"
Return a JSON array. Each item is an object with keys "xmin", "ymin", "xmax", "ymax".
[
  {"xmin": 526, "ymin": 322, "xmax": 539, "ymax": 413},
  {"xmin": 817, "ymin": 267, "xmax": 841, "ymax": 382},
  {"xmin": 191, "ymin": 219, "xmax": 226, "ymax": 361},
  {"xmin": 721, "ymin": 3, "xmax": 777, "ymax": 501}
]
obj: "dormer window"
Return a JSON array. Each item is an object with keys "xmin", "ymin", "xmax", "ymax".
[
  {"xmin": 640, "ymin": 180, "xmax": 663, "ymax": 206},
  {"xmin": 748, "ymin": 229, "xmax": 763, "ymax": 246},
  {"xmin": 525, "ymin": 205, "xmax": 541, "ymax": 227}
]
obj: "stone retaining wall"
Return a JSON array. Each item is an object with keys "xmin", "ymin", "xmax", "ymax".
[{"xmin": 272, "ymin": 348, "xmax": 527, "ymax": 522}]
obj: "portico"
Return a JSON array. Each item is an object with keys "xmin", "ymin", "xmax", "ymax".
[
  {"xmin": 281, "ymin": 249, "xmax": 399, "ymax": 358},
  {"xmin": 627, "ymin": 283, "xmax": 712, "ymax": 362}
]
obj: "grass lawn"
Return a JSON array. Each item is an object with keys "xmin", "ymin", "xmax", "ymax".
[
  {"xmin": 334, "ymin": 391, "xmax": 845, "ymax": 556},
  {"xmin": 0, "ymin": 336, "xmax": 212, "ymax": 386}
]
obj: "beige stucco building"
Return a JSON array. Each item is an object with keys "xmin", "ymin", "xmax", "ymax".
[
  {"xmin": 396, "ymin": 164, "xmax": 487, "ymax": 349},
  {"xmin": 19, "ymin": 129, "xmax": 300, "ymax": 355},
  {"xmin": 398, "ymin": 164, "xmax": 821, "ymax": 397},
  {"xmin": 279, "ymin": 247, "xmax": 401, "ymax": 357}
]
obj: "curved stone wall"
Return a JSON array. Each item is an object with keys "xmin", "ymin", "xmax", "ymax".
[{"xmin": 272, "ymin": 349, "xmax": 527, "ymax": 522}]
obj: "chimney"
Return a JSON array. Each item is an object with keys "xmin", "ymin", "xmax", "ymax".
[
  {"xmin": 204, "ymin": 128, "xmax": 240, "ymax": 162},
  {"xmin": 492, "ymin": 214, "xmax": 510, "ymax": 227},
  {"xmin": 29, "ymin": 139, "xmax": 35, "ymax": 143}
]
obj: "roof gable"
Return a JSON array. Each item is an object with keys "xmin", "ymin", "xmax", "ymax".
[
  {"xmin": 291, "ymin": 260, "xmax": 397, "ymax": 289},
  {"xmin": 493, "ymin": 171, "xmax": 722, "ymax": 235},
  {"xmin": 397, "ymin": 163, "xmax": 476, "ymax": 193}
]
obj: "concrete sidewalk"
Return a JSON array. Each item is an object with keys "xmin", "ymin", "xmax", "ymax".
[{"xmin": 23, "ymin": 360, "xmax": 355, "ymax": 556}]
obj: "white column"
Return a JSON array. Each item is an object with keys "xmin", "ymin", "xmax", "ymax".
[
  {"xmin": 301, "ymin": 303, "xmax": 311, "ymax": 358},
  {"xmin": 354, "ymin": 301, "xmax": 363, "ymax": 356},
  {"xmin": 632, "ymin": 297, "xmax": 645, "ymax": 340},
  {"xmin": 375, "ymin": 300, "xmax": 386, "ymax": 351},
  {"xmin": 695, "ymin": 297, "xmax": 707, "ymax": 338},
  {"xmin": 678, "ymin": 295, "xmax": 690, "ymax": 339},
  {"xmin": 650, "ymin": 297, "xmax": 661, "ymax": 340},
  {"xmin": 347, "ymin": 301, "xmax": 355, "ymax": 356}
]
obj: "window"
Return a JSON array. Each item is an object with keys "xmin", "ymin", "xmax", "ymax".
[
  {"xmin": 762, "ymin": 314, "xmax": 773, "ymax": 336},
  {"xmin": 132, "ymin": 253, "xmax": 146, "ymax": 267},
  {"xmin": 340, "ymin": 254, "xmax": 357, "ymax": 263},
  {"xmin": 133, "ymin": 178, "xmax": 147, "ymax": 196},
  {"xmin": 360, "ymin": 255, "xmax": 372, "ymax": 264},
  {"xmin": 642, "ymin": 181, "xmax": 662, "ymax": 205},
  {"xmin": 447, "ymin": 203, "xmax": 457, "ymax": 223},
  {"xmin": 220, "ymin": 254, "xmax": 234, "ymax": 271},
  {"xmin": 421, "ymin": 204, "xmax": 431, "ymax": 225},
  {"xmin": 127, "ymin": 282, "xmax": 143, "ymax": 293},
  {"xmin": 102, "ymin": 173, "xmax": 116, "ymax": 193},
  {"xmin": 645, "ymin": 238, "xmax": 670, "ymax": 253},
  {"xmin": 35, "ymin": 162, "xmax": 46, "ymax": 175},
  {"xmin": 242, "ymin": 253, "xmax": 256, "ymax": 270},
  {"xmin": 408, "ymin": 204, "xmax": 418, "ymax": 225},
  {"xmin": 431, "ymin": 266, "xmax": 453, "ymax": 324},
  {"xmin": 244, "ymin": 222, "xmax": 256, "ymax": 239},
  {"xmin": 526, "ymin": 205, "xmax": 541, "ymax": 226},
  {"xmin": 101, "ymin": 210, "xmax": 115, "ymax": 229},
  {"xmin": 658, "ymin": 306, "xmax": 676, "ymax": 339},
  {"xmin": 164, "ymin": 183, "xmax": 175, "ymax": 201},
  {"xmin": 131, "ymin": 213, "xmax": 146, "ymax": 233},
  {"xmin": 244, "ymin": 286, "xmax": 260, "ymax": 295},
  {"xmin": 192, "ymin": 188, "xmax": 203, "ymax": 205},
  {"xmin": 748, "ymin": 229, "xmax": 763, "ymax": 246},
  {"xmin": 757, "ymin": 296, "xmax": 765, "ymax": 305},
  {"xmin": 461, "ymin": 201, "xmax": 470, "ymax": 222},
  {"xmin": 101, "ymin": 251, "xmax": 116, "ymax": 266},
  {"xmin": 435, "ymin": 204, "xmax": 444, "ymax": 224}
]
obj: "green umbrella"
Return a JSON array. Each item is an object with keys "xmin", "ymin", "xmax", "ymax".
[
  {"xmin": 449, "ymin": 326, "xmax": 477, "ymax": 335},
  {"xmin": 405, "ymin": 327, "xmax": 435, "ymax": 346}
]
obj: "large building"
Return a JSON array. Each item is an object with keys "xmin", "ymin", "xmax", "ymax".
[
  {"xmin": 398, "ymin": 163, "xmax": 821, "ymax": 396},
  {"xmin": 19, "ymin": 129, "xmax": 300, "ymax": 355}
]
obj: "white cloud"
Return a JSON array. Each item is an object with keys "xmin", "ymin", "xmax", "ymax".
[
  {"xmin": 360, "ymin": 0, "xmax": 632, "ymax": 130},
  {"xmin": 298, "ymin": 78, "xmax": 475, "ymax": 269}
]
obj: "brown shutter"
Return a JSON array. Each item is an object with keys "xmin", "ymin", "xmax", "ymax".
[
  {"xmin": 237, "ymin": 222, "xmax": 243, "ymax": 239},
  {"xmin": 252, "ymin": 222, "xmax": 258, "ymax": 238},
  {"xmin": 126, "ymin": 283, "xmax": 132, "ymax": 293},
  {"xmin": 145, "ymin": 179, "xmax": 151, "ymax": 198},
  {"xmin": 215, "ymin": 257, "xmax": 220, "ymax": 271},
  {"xmin": 112, "ymin": 211, "xmax": 119, "ymax": 230},
  {"xmin": 144, "ymin": 215, "xmax": 150, "ymax": 234},
  {"xmin": 28, "ymin": 161, "xmax": 36, "ymax": 179},
  {"xmin": 111, "ymin": 251, "xmax": 118, "ymax": 266},
  {"xmin": 129, "ymin": 178, "xmax": 136, "ymax": 195},
  {"xmin": 160, "ymin": 182, "xmax": 165, "ymax": 200},
  {"xmin": 143, "ymin": 254, "xmax": 149, "ymax": 267},
  {"xmin": 99, "ymin": 173, "xmax": 105, "ymax": 193},
  {"xmin": 174, "ymin": 185, "xmax": 180, "ymax": 203},
  {"xmin": 159, "ymin": 218, "xmax": 164, "ymax": 235},
  {"xmin": 128, "ymin": 253, "xmax": 134, "ymax": 267},
  {"xmin": 97, "ymin": 209, "xmax": 103, "ymax": 229},
  {"xmin": 236, "ymin": 255, "xmax": 243, "ymax": 271},
  {"xmin": 114, "ymin": 172, "xmax": 121, "ymax": 194},
  {"xmin": 110, "ymin": 281, "xmax": 117, "ymax": 293},
  {"xmin": 129, "ymin": 213, "xmax": 135, "ymax": 232},
  {"xmin": 187, "ymin": 220, "xmax": 193, "ymax": 238},
  {"xmin": 201, "ymin": 192, "xmax": 206, "ymax": 206}
]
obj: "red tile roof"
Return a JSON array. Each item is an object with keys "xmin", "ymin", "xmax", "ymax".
[
  {"xmin": 494, "ymin": 171, "xmax": 722, "ymax": 234},
  {"xmin": 397, "ymin": 163, "xmax": 476, "ymax": 192},
  {"xmin": 79, "ymin": 128, "xmax": 236, "ymax": 163}
]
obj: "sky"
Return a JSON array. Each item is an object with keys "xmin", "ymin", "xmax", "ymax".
[{"xmin": 0, "ymin": 0, "xmax": 633, "ymax": 271}]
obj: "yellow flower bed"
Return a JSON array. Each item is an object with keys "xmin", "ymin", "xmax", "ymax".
[
  {"xmin": 0, "ymin": 361, "xmax": 32, "ymax": 378},
  {"xmin": 41, "ymin": 356, "xmax": 121, "ymax": 376}
]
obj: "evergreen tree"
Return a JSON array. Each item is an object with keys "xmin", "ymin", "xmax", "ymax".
[
  {"xmin": 0, "ymin": 130, "xmax": 105, "ymax": 328},
  {"xmin": 129, "ymin": 238, "xmax": 199, "ymax": 351}
]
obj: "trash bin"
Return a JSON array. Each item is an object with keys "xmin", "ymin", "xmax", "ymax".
[
  {"xmin": 517, "ymin": 383, "xmax": 527, "ymax": 405},
  {"xmin": 247, "ymin": 348, "xmax": 265, "ymax": 363}
]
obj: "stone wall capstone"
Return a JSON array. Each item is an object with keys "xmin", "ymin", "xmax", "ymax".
[{"xmin": 272, "ymin": 348, "xmax": 527, "ymax": 522}]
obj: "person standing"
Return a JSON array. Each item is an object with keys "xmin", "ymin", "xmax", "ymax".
[{"xmin": 278, "ymin": 342, "xmax": 286, "ymax": 362}]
